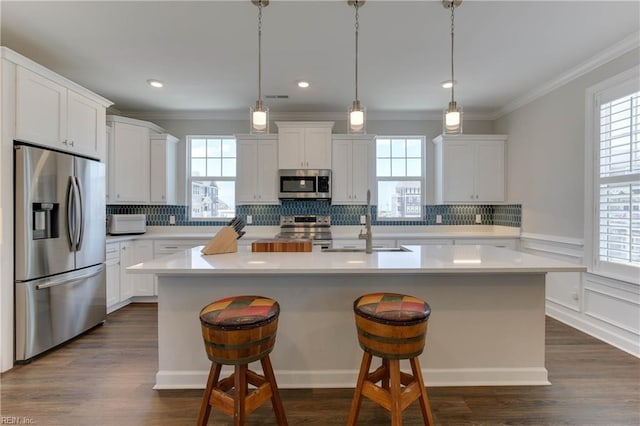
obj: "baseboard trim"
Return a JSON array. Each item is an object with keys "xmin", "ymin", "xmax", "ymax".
[
  {"xmin": 153, "ymin": 367, "xmax": 549, "ymax": 390},
  {"xmin": 546, "ymin": 303, "xmax": 640, "ymax": 358}
]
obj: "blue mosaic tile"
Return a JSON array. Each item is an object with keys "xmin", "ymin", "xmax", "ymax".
[{"xmin": 107, "ymin": 203, "xmax": 522, "ymax": 228}]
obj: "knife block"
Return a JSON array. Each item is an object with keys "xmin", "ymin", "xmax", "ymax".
[{"xmin": 201, "ymin": 226, "xmax": 238, "ymax": 255}]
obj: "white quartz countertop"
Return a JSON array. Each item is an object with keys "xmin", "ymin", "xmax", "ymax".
[
  {"xmin": 128, "ymin": 244, "xmax": 585, "ymax": 275},
  {"xmin": 108, "ymin": 225, "xmax": 520, "ymax": 243}
]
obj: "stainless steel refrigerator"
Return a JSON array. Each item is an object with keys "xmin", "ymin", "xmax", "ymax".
[{"xmin": 14, "ymin": 143, "xmax": 106, "ymax": 361}]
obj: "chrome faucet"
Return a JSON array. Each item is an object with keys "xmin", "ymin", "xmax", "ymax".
[{"xmin": 359, "ymin": 189, "xmax": 373, "ymax": 253}]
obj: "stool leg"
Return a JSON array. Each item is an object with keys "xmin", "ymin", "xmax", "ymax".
[
  {"xmin": 410, "ymin": 357, "xmax": 434, "ymax": 426},
  {"xmin": 234, "ymin": 364, "xmax": 248, "ymax": 426},
  {"xmin": 382, "ymin": 359, "xmax": 390, "ymax": 390},
  {"xmin": 389, "ymin": 359, "xmax": 403, "ymax": 426},
  {"xmin": 347, "ymin": 351, "xmax": 373, "ymax": 426},
  {"xmin": 261, "ymin": 355, "xmax": 288, "ymax": 426},
  {"xmin": 198, "ymin": 362, "xmax": 222, "ymax": 426}
]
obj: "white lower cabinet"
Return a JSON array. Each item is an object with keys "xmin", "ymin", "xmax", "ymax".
[
  {"xmin": 120, "ymin": 240, "xmax": 155, "ymax": 299},
  {"xmin": 105, "ymin": 243, "xmax": 121, "ymax": 312}
]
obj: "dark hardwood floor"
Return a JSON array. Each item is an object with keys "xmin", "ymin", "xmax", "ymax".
[{"xmin": 1, "ymin": 303, "xmax": 639, "ymax": 425}]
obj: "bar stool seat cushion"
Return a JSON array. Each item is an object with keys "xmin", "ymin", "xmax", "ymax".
[
  {"xmin": 200, "ymin": 295, "xmax": 279, "ymax": 330},
  {"xmin": 354, "ymin": 292, "xmax": 431, "ymax": 326}
]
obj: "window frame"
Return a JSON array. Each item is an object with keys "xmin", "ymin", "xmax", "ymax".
[
  {"xmin": 585, "ymin": 66, "xmax": 640, "ymax": 283},
  {"xmin": 186, "ymin": 135, "xmax": 237, "ymax": 221},
  {"xmin": 374, "ymin": 135, "xmax": 426, "ymax": 221}
]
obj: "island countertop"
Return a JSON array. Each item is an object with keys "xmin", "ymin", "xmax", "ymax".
[{"xmin": 128, "ymin": 244, "xmax": 585, "ymax": 275}]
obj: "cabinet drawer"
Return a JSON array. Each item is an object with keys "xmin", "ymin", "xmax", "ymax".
[{"xmin": 106, "ymin": 243, "xmax": 120, "ymax": 260}]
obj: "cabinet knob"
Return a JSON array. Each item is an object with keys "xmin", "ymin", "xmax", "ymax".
[
  {"xmin": 62, "ymin": 140, "xmax": 68, "ymax": 146},
  {"xmin": 69, "ymin": 140, "xmax": 74, "ymax": 147},
  {"xmin": 162, "ymin": 195, "xmax": 165, "ymax": 200},
  {"xmin": 470, "ymin": 195, "xmax": 474, "ymax": 199}
]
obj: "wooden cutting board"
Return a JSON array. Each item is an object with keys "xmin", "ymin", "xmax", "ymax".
[{"xmin": 251, "ymin": 239, "xmax": 313, "ymax": 252}]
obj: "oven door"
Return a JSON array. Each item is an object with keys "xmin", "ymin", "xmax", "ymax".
[{"xmin": 279, "ymin": 176, "xmax": 317, "ymax": 199}]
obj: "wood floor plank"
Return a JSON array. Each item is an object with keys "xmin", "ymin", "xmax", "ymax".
[{"xmin": 1, "ymin": 303, "xmax": 639, "ymax": 425}]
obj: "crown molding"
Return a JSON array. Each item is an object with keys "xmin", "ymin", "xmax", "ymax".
[{"xmin": 493, "ymin": 32, "xmax": 640, "ymax": 120}]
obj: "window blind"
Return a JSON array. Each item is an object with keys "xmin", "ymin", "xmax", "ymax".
[{"xmin": 598, "ymin": 91, "xmax": 640, "ymax": 266}]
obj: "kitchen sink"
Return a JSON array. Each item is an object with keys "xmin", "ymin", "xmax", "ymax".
[{"xmin": 322, "ymin": 247, "xmax": 411, "ymax": 253}]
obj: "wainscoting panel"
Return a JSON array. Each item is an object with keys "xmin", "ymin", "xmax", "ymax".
[{"xmin": 520, "ymin": 233, "xmax": 639, "ymax": 358}]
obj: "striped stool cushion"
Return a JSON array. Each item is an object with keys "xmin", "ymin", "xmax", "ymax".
[
  {"xmin": 354, "ymin": 293, "xmax": 431, "ymax": 326},
  {"xmin": 200, "ymin": 295, "xmax": 279, "ymax": 330}
]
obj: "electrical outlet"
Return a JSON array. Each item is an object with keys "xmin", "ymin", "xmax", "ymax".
[
  {"xmin": 169, "ymin": 215, "xmax": 176, "ymax": 225},
  {"xmin": 360, "ymin": 215, "xmax": 366, "ymax": 225},
  {"xmin": 436, "ymin": 214, "xmax": 442, "ymax": 224},
  {"xmin": 475, "ymin": 214, "xmax": 482, "ymax": 224},
  {"xmin": 246, "ymin": 215, "xmax": 253, "ymax": 225}
]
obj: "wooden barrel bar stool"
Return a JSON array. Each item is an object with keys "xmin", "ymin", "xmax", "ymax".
[
  {"xmin": 197, "ymin": 295, "xmax": 288, "ymax": 426},
  {"xmin": 347, "ymin": 292, "xmax": 434, "ymax": 426}
]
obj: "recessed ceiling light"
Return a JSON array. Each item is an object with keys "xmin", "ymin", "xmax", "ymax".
[
  {"xmin": 297, "ymin": 81, "xmax": 310, "ymax": 88},
  {"xmin": 147, "ymin": 79, "xmax": 164, "ymax": 88},
  {"xmin": 441, "ymin": 80, "xmax": 456, "ymax": 89}
]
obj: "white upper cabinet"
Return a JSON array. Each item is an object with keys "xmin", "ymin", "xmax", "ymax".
[
  {"xmin": 107, "ymin": 115, "xmax": 164, "ymax": 204},
  {"xmin": 332, "ymin": 135, "xmax": 374, "ymax": 204},
  {"xmin": 150, "ymin": 133, "xmax": 179, "ymax": 205},
  {"xmin": 433, "ymin": 134, "xmax": 508, "ymax": 204},
  {"xmin": 15, "ymin": 66, "xmax": 107, "ymax": 160},
  {"xmin": 236, "ymin": 134, "xmax": 279, "ymax": 204},
  {"xmin": 276, "ymin": 122, "xmax": 334, "ymax": 169}
]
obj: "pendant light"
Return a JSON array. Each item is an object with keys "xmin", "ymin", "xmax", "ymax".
[
  {"xmin": 348, "ymin": 0, "xmax": 366, "ymax": 134},
  {"xmin": 443, "ymin": 0, "xmax": 463, "ymax": 135},
  {"xmin": 250, "ymin": 0, "xmax": 269, "ymax": 134}
]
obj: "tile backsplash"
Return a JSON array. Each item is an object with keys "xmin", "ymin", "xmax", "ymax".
[{"xmin": 107, "ymin": 202, "xmax": 521, "ymax": 227}]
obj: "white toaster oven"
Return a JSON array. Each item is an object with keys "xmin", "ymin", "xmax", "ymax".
[{"xmin": 108, "ymin": 214, "xmax": 147, "ymax": 235}]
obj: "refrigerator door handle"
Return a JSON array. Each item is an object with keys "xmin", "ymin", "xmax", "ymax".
[
  {"xmin": 35, "ymin": 267, "xmax": 103, "ymax": 290},
  {"xmin": 75, "ymin": 176, "xmax": 85, "ymax": 251},
  {"xmin": 66, "ymin": 176, "xmax": 76, "ymax": 251}
]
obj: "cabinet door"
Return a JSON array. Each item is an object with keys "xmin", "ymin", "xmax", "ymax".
[
  {"xmin": 150, "ymin": 135, "xmax": 178, "ymax": 204},
  {"xmin": 67, "ymin": 90, "xmax": 104, "ymax": 160},
  {"xmin": 105, "ymin": 257, "xmax": 121, "ymax": 310},
  {"xmin": 119, "ymin": 242, "xmax": 135, "ymax": 301},
  {"xmin": 442, "ymin": 143, "xmax": 475, "ymax": 203},
  {"xmin": 256, "ymin": 139, "xmax": 279, "ymax": 203},
  {"xmin": 278, "ymin": 127, "xmax": 305, "ymax": 168},
  {"xmin": 131, "ymin": 240, "xmax": 154, "ymax": 296},
  {"xmin": 112, "ymin": 122, "xmax": 150, "ymax": 203},
  {"xmin": 305, "ymin": 127, "xmax": 332, "ymax": 169},
  {"xmin": 351, "ymin": 139, "xmax": 372, "ymax": 204},
  {"xmin": 331, "ymin": 139, "xmax": 352, "ymax": 204},
  {"xmin": 475, "ymin": 142, "xmax": 505, "ymax": 202},
  {"xmin": 15, "ymin": 67, "xmax": 67, "ymax": 148},
  {"xmin": 236, "ymin": 139, "xmax": 258, "ymax": 204}
]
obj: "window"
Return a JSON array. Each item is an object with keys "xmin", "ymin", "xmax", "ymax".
[
  {"xmin": 187, "ymin": 136, "xmax": 236, "ymax": 220},
  {"xmin": 586, "ymin": 67, "xmax": 639, "ymax": 282},
  {"xmin": 375, "ymin": 136, "xmax": 424, "ymax": 219}
]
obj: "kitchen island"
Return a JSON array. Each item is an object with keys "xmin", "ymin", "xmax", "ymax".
[{"xmin": 128, "ymin": 244, "xmax": 585, "ymax": 390}]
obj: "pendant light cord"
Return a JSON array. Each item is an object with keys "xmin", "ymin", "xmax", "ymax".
[
  {"xmin": 449, "ymin": 1, "xmax": 455, "ymax": 105},
  {"xmin": 354, "ymin": 1, "xmax": 360, "ymax": 103},
  {"xmin": 258, "ymin": 1, "xmax": 263, "ymax": 103}
]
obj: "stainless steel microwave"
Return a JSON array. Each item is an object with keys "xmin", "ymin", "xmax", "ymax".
[{"xmin": 278, "ymin": 169, "xmax": 331, "ymax": 200}]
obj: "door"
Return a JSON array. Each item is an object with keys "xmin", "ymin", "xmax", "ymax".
[
  {"xmin": 14, "ymin": 264, "xmax": 106, "ymax": 361},
  {"xmin": 67, "ymin": 89, "xmax": 104, "ymax": 160},
  {"xmin": 304, "ymin": 127, "xmax": 331, "ymax": 169},
  {"xmin": 74, "ymin": 156, "xmax": 105, "ymax": 269},
  {"xmin": 236, "ymin": 139, "xmax": 258, "ymax": 203},
  {"xmin": 331, "ymin": 139, "xmax": 351, "ymax": 203},
  {"xmin": 475, "ymin": 142, "xmax": 505, "ymax": 202},
  {"xmin": 14, "ymin": 144, "xmax": 75, "ymax": 281},
  {"xmin": 443, "ymin": 142, "xmax": 475, "ymax": 203}
]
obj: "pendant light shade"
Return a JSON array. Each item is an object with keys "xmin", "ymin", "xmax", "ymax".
[
  {"xmin": 250, "ymin": 0, "xmax": 269, "ymax": 134},
  {"xmin": 348, "ymin": 0, "xmax": 366, "ymax": 134},
  {"xmin": 442, "ymin": 0, "xmax": 463, "ymax": 135}
]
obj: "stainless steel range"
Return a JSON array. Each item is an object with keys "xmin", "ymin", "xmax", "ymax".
[{"xmin": 277, "ymin": 215, "xmax": 332, "ymax": 249}]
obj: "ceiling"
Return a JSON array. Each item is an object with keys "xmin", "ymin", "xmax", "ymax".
[{"xmin": 1, "ymin": 1, "xmax": 639, "ymax": 119}]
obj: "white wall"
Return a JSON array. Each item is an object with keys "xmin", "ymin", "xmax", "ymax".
[
  {"xmin": 495, "ymin": 47, "xmax": 640, "ymax": 357},
  {"xmin": 495, "ymin": 48, "xmax": 640, "ymax": 239}
]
